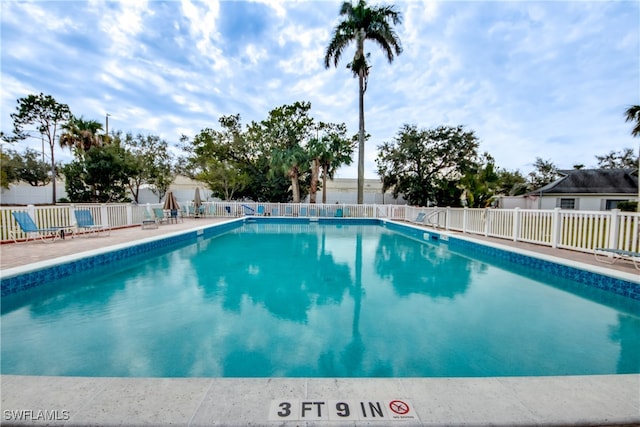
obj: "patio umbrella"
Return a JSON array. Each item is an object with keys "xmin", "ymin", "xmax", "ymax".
[
  {"xmin": 194, "ymin": 187, "xmax": 202, "ymax": 217},
  {"xmin": 163, "ymin": 191, "xmax": 180, "ymax": 222}
]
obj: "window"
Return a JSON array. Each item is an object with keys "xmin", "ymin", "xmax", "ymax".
[
  {"xmin": 605, "ymin": 199, "xmax": 627, "ymax": 210},
  {"xmin": 558, "ymin": 198, "xmax": 576, "ymax": 209}
]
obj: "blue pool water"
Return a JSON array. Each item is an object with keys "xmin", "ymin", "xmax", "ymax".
[{"xmin": 1, "ymin": 220, "xmax": 639, "ymax": 377}]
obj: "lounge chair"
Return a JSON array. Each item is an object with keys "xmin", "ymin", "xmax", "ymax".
[
  {"xmin": 141, "ymin": 209, "xmax": 159, "ymax": 229},
  {"xmin": 74, "ymin": 209, "xmax": 110, "ymax": 236},
  {"xmin": 242, "ymin": 205, "xmax": 255, "ymax": 215},
  {"xmin": 257, "ymin": 205, "xmax": 265, "ymax": 216},
  {"xmin": 11, "ymin": 211, "xmax": 66, "ymax": 242},
  {"xmin": 412, "ymin": 212, "xmax": 426, "ymax": 224},
  {"xmin": 271, "ymin": 208, "xmax": 279, "ymax": 216},
  {"xmin": 335, "ymin": 208, "xmax": 343, "ymax": 217},
  {"xmin": 300, "ymin": 207, "xmax": 308, "ymax": 217},
  {"xmin": 153, "ymin": 208, "xmax": 168, "ymax": 224},
  {"xmin": 594, "ymin": 248, "xmax": 640, "ymax": 271},
  {"xmin": 284, "ymin": 206, "xmax": 293, "ymax": 216}
]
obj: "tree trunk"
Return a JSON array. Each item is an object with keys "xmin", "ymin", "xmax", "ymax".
[
  {"xmin": 49, "ymin": 146, "xmax": 56, "ymax": 204},
  {"xmin": 322, "ymin": 165, "xmax": 328, "ymax": 204},
  {"xmin": 357, "ymin": 71, "xmax": 365, "ymax": 205},
  {"xmin": 310, "ymin": 159, "xmax": 319, "ymax": 204},
  {"xmin": 290, "ymin": 167, "xmax": 300, "ymax": 203}
]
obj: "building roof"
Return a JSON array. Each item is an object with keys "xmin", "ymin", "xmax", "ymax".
[{"xmin": 533, "ymin": 169, "xmax": 638, "ymax": 195}]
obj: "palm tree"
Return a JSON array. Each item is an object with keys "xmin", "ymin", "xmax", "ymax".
[
  {"xmin": 624, "ymin": 105, "xmax": 640, "ymax": 212},
  {"xmin": 59, "ymin": 116, "xmax": 104, "ymax": 157},
  {"xmin": 324, "ymin": 0, "xmax": 402, "ymax": 204},
  {"xmin": 625, "ymin": 105, "xmax": 640, "ymax": 137}
]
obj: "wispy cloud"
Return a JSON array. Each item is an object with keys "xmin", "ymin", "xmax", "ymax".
[{"xmin": 1, "ymin": 0, "xmax": 637, "ymax": 177}]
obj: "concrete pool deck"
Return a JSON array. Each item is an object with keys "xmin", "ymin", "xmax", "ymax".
[{"xmin": 1, "ymin": 217, "xmax": 639, "ymax": 426}]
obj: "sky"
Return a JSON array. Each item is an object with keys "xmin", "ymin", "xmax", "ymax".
[{"xmin": 1, "ymin": 0, "xmax": 639, "ymax": 180}]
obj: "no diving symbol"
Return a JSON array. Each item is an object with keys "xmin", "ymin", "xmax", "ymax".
[{"xmin": 389, "ymin": 400, "xmax": 410, "ymax": 415}]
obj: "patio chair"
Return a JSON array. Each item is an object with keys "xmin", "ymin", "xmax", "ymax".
[
  {"xmin": 153, "ymin": 208, "xmax": 168, "ymax": 224},
  {"xmin": 594, "ymin": 248, "xmax": 640, "ymax": 271},
  {"xmin": 300, "ymin": 207, "xmax": 308, "ymax": 217},
  {"xmin": 11, "ymin": 211, "xmax": 66, "ymax": 242},
  {"xmin": 257, "ymin": 205, "xmax": 265, "ymax": 216},
  {"xmin": 74, "ymin": 209, "xmax": 110, "ymax": 236},
  {"xmin": 412, "ymin": 212, "xmax": 426, "ymax": 224},
  {"xmin": 141, "ymin": 209, "xmax": 159, "ymax": 229}
]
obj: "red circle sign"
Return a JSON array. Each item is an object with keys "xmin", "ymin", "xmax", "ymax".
[{"xmin": 389, "ymin": 400, "xmax": 410, "ymax": 415}]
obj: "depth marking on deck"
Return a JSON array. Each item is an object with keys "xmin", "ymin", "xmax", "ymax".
[{"xmin": 268, "ymin": 399, "xmax": 418, "ymax": 422}]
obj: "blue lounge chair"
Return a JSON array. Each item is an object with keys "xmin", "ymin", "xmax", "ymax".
[
  {"xmin": 284, "ymin": 206, "xmax": 293, "ymax": 216},
  {"xmin": 335, "ymin": 208, "xmax": 343, "ymax": 218},
  {"xmin": 595, "ymin": 248, "xmax": 640, "ymax": 271},
  {"xmin": 271, "ymin": 208, "xmax": 279, "ymax": 216},
  {"xmin": 11, "ymin": 211, "xmax": 66, "ymax": 242},
  {"xmin": 300, "ymin": 207, "xmax": 308, "ymax": 217},
  {"xmin": 74, "ymin": 209, "xmax": 110, "ymax": 236},
  {"xmin": 153, "ymin": 208, "xmax": 168, "ymax": 224},
  {"xmin": 412, "ymin": 212, "xmax": 426, "ymax": 224},
  {"xmin": 242, "ymin": 205, "xmax": 255, "ymax": 215},
  {"xmin": 257, "ymin": 205, "xmax": 265, "ymax": 216}
]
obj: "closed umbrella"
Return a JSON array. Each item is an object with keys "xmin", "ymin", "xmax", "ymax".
[
  {"xmin": 194, "ymin": 187, "xmax": 202, "ymax": 218},
  {"xmin": 163, "ymin": 191, "xmax": 180, "ymax": 222}
]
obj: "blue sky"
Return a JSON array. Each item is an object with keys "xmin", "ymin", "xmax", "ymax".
[{"xmin": 1, "ymin": 0, "xmax": 638, "ymax": 179}]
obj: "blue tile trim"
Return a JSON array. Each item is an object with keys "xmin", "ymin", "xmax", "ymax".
[
  {"xmin": 1, "ymin": 221, "xmax": 243, "ymax": 297},
  {"xmin": 447, "ymin": 237, "xmax": 640, "ymax": 301}
]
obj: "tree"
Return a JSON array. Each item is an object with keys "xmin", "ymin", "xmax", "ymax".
[
  {"xmin": 623, "ymin": 105, "xmax": 640, "ymax": 212},
  {"xmin": 120, "ymin": 132, "xmax": 175, "ymax": 203},
  {"xmin": 459, "ymin": 153, "xmax": 500, "ymax": 207},
  {"xmin": 624, "ymin": 105, "xmax": 640, "ymax": 137},
  {"xmin": 307, "ymin": 122, "xmax": 354, "ymax": 203},
  {"xmin": 527, "ymin": 157, "xmax": 558, "ymax": 190},
  {"xmin": 60, "ymin": 144, "xmax": 132, "ymax": 203},
  {"xmin": 325, "ymin": 0, "xmax": 402, "ymax": 204},
  {"xmin": 4, "ymin": 93, "xmax": 71, "ymax": 203},
  {"xmin": 59, "ymin": 115, "xmax": 104, "ymax": 158},
  {"xmin": 7, "ymin": 148, "xmax": 52, "ymax": 187},
  {"xmin": 595, "ymin": 148, "xmax": 638, "ymax": 169},
  {"xmin": 496, "ymin": 169, "xmax": 528, "ymax": 196},
  {"xmin": 253, "ymin": 102, "xmax": 314, "ymax": 203},
  {"xmin": 376, "ymin": 124, "xmax": 479, "ymax": 206}
]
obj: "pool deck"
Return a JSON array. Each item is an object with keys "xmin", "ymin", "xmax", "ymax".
[{"xmin": 1, "ymin": 217, "xmax": 639, "ymax": 426}]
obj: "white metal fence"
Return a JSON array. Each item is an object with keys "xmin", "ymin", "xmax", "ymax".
[{"xmin": 1, "ymin": 203, "xmax": 638, "ymax": 254}]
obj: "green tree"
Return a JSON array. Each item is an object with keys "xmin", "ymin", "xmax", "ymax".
[
  {"xmin": 459, "ymin": 153, "xmax": 500, "ymax": 207},
  {"xmin": 8, "ymin": 148, "xmax": 52, "ymax": 187},
  {"xmin": 625, "ymin": 105, "xmax": 640, "ymax": 137},
  {"xmin": 59, "ymin": 115, "xmax": 104, "ymax": 158},
  {"xmin": 121, "ymin": 132, "xmax": 175, "ymax": 203},
  {"xmin": 595, "ymin": 148, "xmax": 638, "ymax": 169},
  {"xmin": 251, "ymin": 102, "xmax": 314, "ymax": 203},
  {"xmin": 528, "ymin": 157, "xmax": 559, "ymax": 189},
  {"xmin": 3, "ymin": 93, "xmax": 72, "ymax": 204},
  {"xmin": 308, "ymin": 122, "xmax": 354, "ymax": 203},
  {"xmin": 376, "ymin": 124, "xmax": 479, "ymax": 206},
  {"xmin": 324, "ymin": 0, "xmax": 402, "ymax": 204},
  {"xmin": 496, "ymin": 169, "xmax": 528, "ymax": 196},
  {"xmin": 60, "ymin": 144, "xmax": 132, "ymax": 203}
]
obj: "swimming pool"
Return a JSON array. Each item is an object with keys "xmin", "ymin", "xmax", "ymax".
[{"xmin": 1, "ymin": 218, "xmax": 639, "ymax": 377}]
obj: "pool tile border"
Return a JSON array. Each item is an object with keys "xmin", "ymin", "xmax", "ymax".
[{"xmin": 2, "ymin": 218, "xmax": 638, "ymax": 304}]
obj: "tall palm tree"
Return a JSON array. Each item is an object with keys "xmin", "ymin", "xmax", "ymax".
[
  {"xmin": 59, "ymin": 116, "xmax": 104, "ymax": 157},
  {"xmin": 624, "ymin": 105, "xmax": 640, "ymax": 211},
  {"xmin": 324, "ymin": 0, "xmax": 402, "ymax": 204}
]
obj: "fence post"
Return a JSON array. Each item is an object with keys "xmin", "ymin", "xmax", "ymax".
[
  {"xmin": 607, "ymin": 209, "xmax": 621, "ymax": 250},
  {"xmin": 551, "ymin": 207, "xmax": 562, "ymax": 248},
  {"xmin": 512, "ymin": 208, "xmax": 520, "ymax": 242},
  {"xmin": 445, "ymin": 207, "xmax": 451, "ymax": 230}
]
